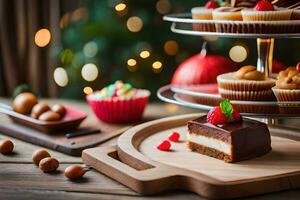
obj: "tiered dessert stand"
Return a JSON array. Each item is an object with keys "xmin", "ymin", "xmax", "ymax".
[{"xmin": 158, "ymin": 13, "xmax": 300, "ymax": 128}]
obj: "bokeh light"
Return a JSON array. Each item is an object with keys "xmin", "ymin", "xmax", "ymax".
[
  {"xmin": 53, "ymin": 67, "xmax": 68, "ymax": 87},
  {"xmin": 164, "ymin": 40, "xmax": 179, "ymax": 56},
  {"xmin": 140, "ymin": 50, "xmax": 150, "ymax": 59},
  {"xmin": 115, "ymin": 3, "xmax": 126, "ymax": 12},
  {"xmin": 156, "ymin": 0, "xmax": 171, "ymax": 14},
  {"xmin": 83, "ymin": 86, "xmax": 93, "ymax": 94},
  {"xmin": 81, "ymin": 63, "xmax": 99, "ymax": 81},
  {"xmin": 35, "ymin": 28, "xmax": 51, "ymax": 47},
  {"xmin": 229, "ymin": 45, "xmax": 248, "ymax": 63},
  {"xmin": 83, "ymin": 41, "xmax": 98, "ymax": 58},
  {"xmin": 203, "ymin": 36, "xmax": 219, "ymax": 42},
  {"xmin": 127, "ymin": 58, "xmax": 137, "ymax": 66},
  {"xmin": 152, "ymin": 61, "xmax": 163, "ymax": 73},
  {"xmin": 127, "ymin": 16, "xmax": 143, "ymax": 32}
]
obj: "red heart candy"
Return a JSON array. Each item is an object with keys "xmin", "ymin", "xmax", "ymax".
[
  {"xmin": 156, "ymin": 140, "xmax": 171, "ymax": 151},
  {"xmin": 168, "ymin": 131, "xmax": 180, "ymax": 142}
]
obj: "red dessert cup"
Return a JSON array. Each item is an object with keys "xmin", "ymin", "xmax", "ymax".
[{"xmin": 86, "ymin": 89, "xmax": 150, "ymax": 123}]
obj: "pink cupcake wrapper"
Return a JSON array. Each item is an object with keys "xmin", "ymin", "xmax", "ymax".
[{"xmin": 87, "ymin": 90, "xmax": 150, "ymax": 123}]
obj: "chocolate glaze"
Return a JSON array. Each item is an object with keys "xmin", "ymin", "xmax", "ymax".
[{"xmin": 187, "ymin": 116, "xmax": 272, "ymax": 162}]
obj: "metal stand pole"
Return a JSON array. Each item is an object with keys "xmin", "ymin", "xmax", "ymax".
[{"xmin": 257, "ymin": 38, "xmax": 275, "ymax": 78}]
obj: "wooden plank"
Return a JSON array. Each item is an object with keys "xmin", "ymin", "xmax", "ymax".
[
  {"xmin": 0, "ymin": 188, "xmax": 208, "ymax": 200},
  {"xmin": 0, "ymin": 163, "xmax": 136, "ymax": 195},
  {"xmin": 0, "ymin": 134, "xmax": 81, "ymax": 163}
]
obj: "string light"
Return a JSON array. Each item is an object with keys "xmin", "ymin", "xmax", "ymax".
[
  {"xmin": 35, "ymin": 28, "xmax": 51, "ymax": 47},
  {"xmin": 127, "ymin": 59, "xmax": 137, "ymax": 66},
  {"xmin": 115, "ymin": 3, "xmax": 126, "ymax": 12},
  {"xmin": 152, "ymin": 61, "xmax": 163, "ymax": 73},
  {"xmin": 139, "ymin": 50, "xmax": 150, "ymax": 59},
  {"xmin": 83, "ymin": 86, "xmax": 93, "ymax": 94},
  {"xmin": 203, "ymin": 36, "xmax": 219, "ymax": 42},
  {"xmin": 81, "ymin": 63, "xmax": 99, "ymax": 82},
  {"xmin": 164, "ymin": 40, "xmax": 179, "ymax": 56},
  {"xmin": 127, "ymin": 16, "xmax": 143, "ymax": 32},
  {"xmin": 229, "ymin": 45, "xmax": 248, "ymax": 63},
  {"xmin": 156, "ymin": 0, "xmax": 171, "ymax": 14},
  {"xmin": 53, "ymin": 67, "xmax": 68, "ymax": 87}
]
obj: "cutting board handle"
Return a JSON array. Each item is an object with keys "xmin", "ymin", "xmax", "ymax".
[{"xmin": 82, "ymin": 146, "xmax": 180, "ymax": 195}]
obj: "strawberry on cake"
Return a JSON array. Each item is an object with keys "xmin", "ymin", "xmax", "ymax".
[{"xmin": 187, "ymin": 100, "xmax": 272, "ymax": 163}]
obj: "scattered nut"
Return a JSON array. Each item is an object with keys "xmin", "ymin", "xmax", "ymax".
[
  {"xmin": 52, "ymin": 104, "xmax": 66, "ymax": 117},
  {"xmin": 13, "ymin": 92, "xmax": 38, "ymax": 115},
  {"xmin": 31, "ymin": 103, "xmax": 50, "ymax": 119},
  {"xmin": 32, "ymin": 149, "xmax": 51, "ymax": 166},
  {"xmin": 64, "ymin": 165, "xmax": 86, "ymax": 179},
  {"xmin": 39, "ymin": 157, "xmax": 59, "ymax": 173},
  {"xmin": 38, "ymin": 111, "xmax": 61, "ymax": 121},
  {"xmin": 0, "ymin": 139, "xmax": 14, "ymax": 154}
]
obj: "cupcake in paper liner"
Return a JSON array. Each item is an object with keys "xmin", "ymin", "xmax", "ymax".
[
  {"xmin": 213, "ymin": 7, "xmax": 243, "ymax": 21},
  {"xmin": 272, "ymin": 67, "xmax": 300, "ymax": 114},
  {"xmin": 217, "ymin": 65, "xmax": 276, "ymax": 101},
  {"xmin": 191, "ymin": 1, "xmax": 220, "ymax": 32},
  {"xmin": 273, "ymin": 1, "xmax": 300, "ymax": 20},
  {"xmin": 87, "ymin": 80, "xmax": 150, "ymax": 123},
  {"xmin": 217, "ymin": 66, "xmax": 275, "ymax": 91},
  {"xmin": 241, "ymin": 1, "xmax": 292, "ymax": 21}
]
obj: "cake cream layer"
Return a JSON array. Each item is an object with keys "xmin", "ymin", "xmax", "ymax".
[{"xmin": 187, "ymin": 133, "xmax": 232, "ymax": 155}]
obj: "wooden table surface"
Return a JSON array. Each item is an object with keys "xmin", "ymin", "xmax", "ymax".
[{"xmin": 0, "ymin": 98, "xmax": 300, "ymax": 200}]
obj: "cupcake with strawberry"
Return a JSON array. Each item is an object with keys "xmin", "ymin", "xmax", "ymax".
[
  {"xmin": 191, "ymin": 0, "xmax": 220, "ymax": 31},
  {"xmin": 86, "ymin": 80, "xmax": 150, "ymax": 123},
  {"xmin": 241, "ymin": 0, "xmax": 292, "ymax": 21}
]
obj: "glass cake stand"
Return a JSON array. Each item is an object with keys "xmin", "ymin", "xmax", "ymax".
[{"xmin": 158, "ymin": 13, "xmax": 300, "ymax": 132}]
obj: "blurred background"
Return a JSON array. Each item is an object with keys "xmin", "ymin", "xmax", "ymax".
[{"xmin": 0, "ymin": 0, "xmax": 300, "ymax": 100}]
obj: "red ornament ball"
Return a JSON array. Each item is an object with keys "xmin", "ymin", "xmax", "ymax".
[{"xmin": 171, "ymin": 54, "xmax": 236, "ymax": 86}]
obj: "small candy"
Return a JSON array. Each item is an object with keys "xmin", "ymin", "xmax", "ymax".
[
  {"xmin": 168, "ymin": 131, "xmax": 180, "ymax": 142},
  {"xmin": 156, "ymin": 140, "xmax": 171, "ymax": 151}
]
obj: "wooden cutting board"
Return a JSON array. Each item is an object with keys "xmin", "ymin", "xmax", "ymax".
[
  {"xmin": 82, "ymin": 114, "xmax": 300, "ymax": 199},
  {"xmin": 0, "ymin": 114, "xmax": 130, "ymax": 156}
]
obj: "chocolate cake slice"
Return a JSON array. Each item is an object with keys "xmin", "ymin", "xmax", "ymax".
[{"xmin": 187, "ymin": 116, "xmax": 271, "ymax": 163}]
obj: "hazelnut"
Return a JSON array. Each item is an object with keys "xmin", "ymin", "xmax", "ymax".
[
  {"xmin": 0, "ymin": 139, "xmax": 14, "ymax": 154},
  {"xmin": 52, "ymin": 104, "xmax": 66, "ymax": 117},
  {"xmin": 38, "ymin": 111, "xmax": 61, "ymax": 121},
  {"xmin": 39, "ymin": 157, "xmax": 59, "ymax": 173},
  {"xmin": 64, "ymin": 165, "xmax": 86, "ymax": 179},
  {"xmin": 31, "ymin": 103, "xmax": 50, "ymax": 119},
  {"xmin": 13, "ymin": 92, "xmax": 38, "ymax": 115},
  {"xmin": 32, "ymin": 149, "xmax": 51, "ymax": 166}
]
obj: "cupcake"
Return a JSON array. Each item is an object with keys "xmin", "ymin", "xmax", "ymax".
[
  {"xmin": 213, "ymin": 7, "xmax": 243, "ymax": 21},
  {"xmin": 86, "ymin": 80, "xmax": 150, "ymax": 123},
  {"xmin": 241, "ymin": 0, "xmax": 292, "ymax": 21},
  {"xmin": 272, "ymin": 66, "xmax": 300, "ymax": 113},
  {"xmin": 272, "ymin": 67, "xmax": 300, "ymax": 101},
  {"xmin": 191, "ymin": 0, "xmax": 220, "ymax": 31},
  {"xmin": 217, "ymin": 65, "xmax": 276, "ymax": 101}
]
